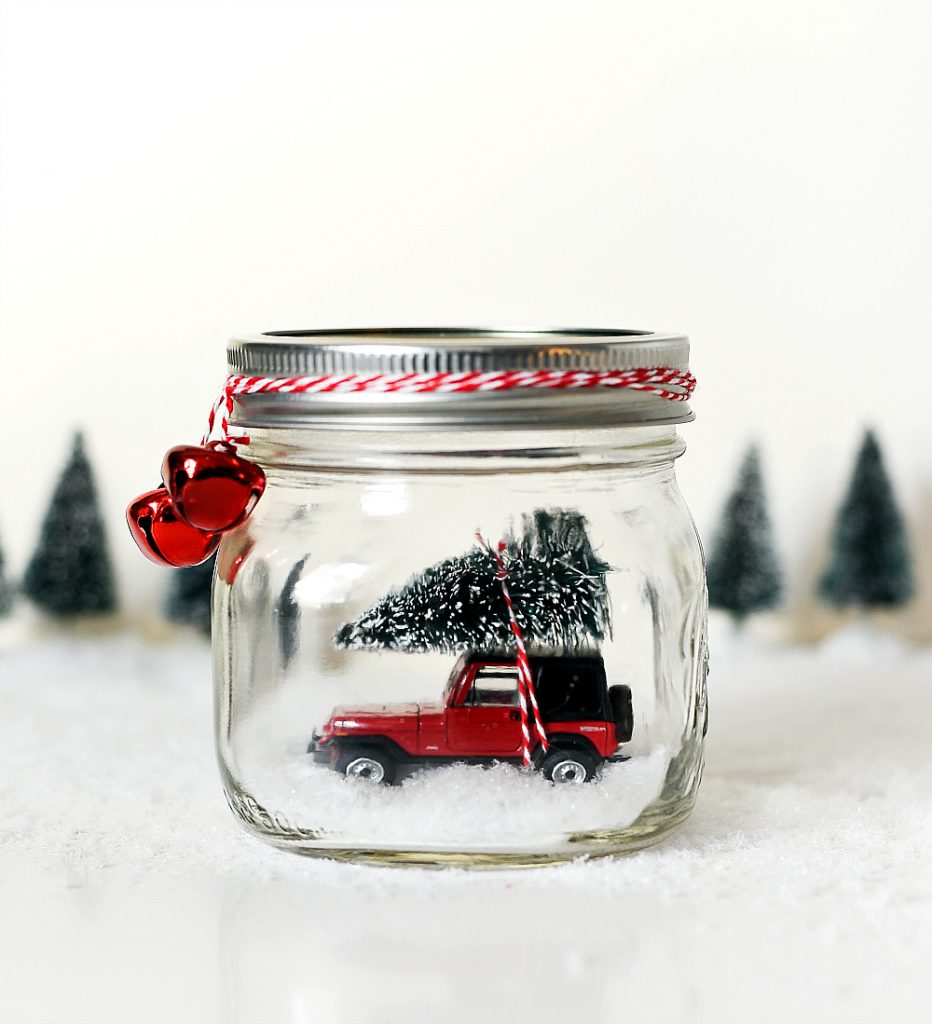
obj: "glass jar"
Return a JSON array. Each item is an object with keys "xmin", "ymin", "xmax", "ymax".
[{"xmin": 213, "ymin": 328, "xmax": 707, "ymax": 867}]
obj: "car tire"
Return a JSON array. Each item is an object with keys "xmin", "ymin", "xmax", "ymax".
[
  {"xmin": 608, "ymin": 684, "xmax": 634, "ymax": 743},
  {"xmin": 336, "ymin": 747, "xmax": 396, "ymax": 785},
  {"xmin": 541, "ymin": 747, "xmax": 598, "ymax": 785}
]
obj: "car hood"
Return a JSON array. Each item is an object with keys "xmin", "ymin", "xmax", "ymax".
[{"xmin": 331, "ymin": 702, "xmax": 421, "ymax": 723}]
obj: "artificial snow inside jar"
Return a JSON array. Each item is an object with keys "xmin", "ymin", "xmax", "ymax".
[{"xmin": 205, "ymin": 328, "xmax": 708, "ymax": 866}]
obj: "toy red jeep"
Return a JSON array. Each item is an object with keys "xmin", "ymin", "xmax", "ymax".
[{"xmin": 309, "ymin": 653, "xmax": 633, "ymax": 785}]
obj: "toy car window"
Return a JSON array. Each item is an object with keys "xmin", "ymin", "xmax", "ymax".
[
  {"xmin": 535, "ymin": 662, "xmax": 602, "ymax": 718},
  {"xmin": 472, "ymin": 667, "xmax": 520, "ymax": 706}
]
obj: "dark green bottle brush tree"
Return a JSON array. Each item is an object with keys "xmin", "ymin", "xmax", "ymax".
[
  {"xmin": 819, "ymin": 429, "xmax": 914, "ymax": 609},
  {"xmin": 706, "ymin": 445, "xmax": 782, "ymax": 622},
  {"xmin": 334, "ymin": 508, "xmax": 612, "ymax": 655},
  {"xmin": 164, "ymin": 554, "xmax": 216, "ymax": 635},
  {"xmin": 0, "ymin": 529, "xmax": 14, "ymax": 617},
  {"xmin": 23, "ymin": 432, "xmax": 117, "ymax": 617}
]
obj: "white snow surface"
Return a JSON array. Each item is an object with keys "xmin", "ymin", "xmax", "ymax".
[
  {"xmin": 1, "ymin": 622, "xmax": 931, "ymax": 1024},
  {"xmin": 278, "ymin": 749, "xmax": 668, "ymax": 848}
]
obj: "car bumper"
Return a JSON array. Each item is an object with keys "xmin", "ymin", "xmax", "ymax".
[{"xmin": 307, "ymin": 732, "xmax": 335, "ymax": 766}]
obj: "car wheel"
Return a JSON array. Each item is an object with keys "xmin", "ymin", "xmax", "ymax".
[
  {"xmin": 541, "ymin": 748, "xmax": 598, "ymax": 785},
  {"xmin": 337, "ymin": 748, "xmax": 396, "ymax": 785}
]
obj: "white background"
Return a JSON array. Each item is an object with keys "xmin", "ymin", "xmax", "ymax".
[{"xmin": 1, "ymin": 0, "xmax": 931, "ymax": 636}]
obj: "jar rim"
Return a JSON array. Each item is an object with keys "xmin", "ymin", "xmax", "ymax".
[
  {"xmin": 260, "ymin": 326, "xmax": 654, "ymax": 342},
  {"xmin": 227, "ymin": 327, "xmax": 693, "ymax": 430}
]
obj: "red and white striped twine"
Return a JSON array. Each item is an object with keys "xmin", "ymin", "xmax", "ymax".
[
  {"xmin": 480, "ymin": 533, "xmax": 550, "ymax": 768},
  {"xmin": 202, "ymin": 367, "xmax": 696, "ymax": 448}
]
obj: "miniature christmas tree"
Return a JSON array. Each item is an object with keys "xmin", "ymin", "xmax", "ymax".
[
  {"xmin": 277, "ymin": 557, "xmax": 307, "ymax": 666},
  {"xmin": 23, "ymin": 432, "xmax": 117, "ymax": 617},
  {"xmin": 819, "ymin": 430, "xmax": 913, "ymax": 608},
  {"xmin": 0, "ymin": 531, "xmax": 14, "ymax": 617},
  {"xmin": 706, "ymin": 445, "xmax": 782, "ymax": 621},
  {"xmin": 164, "ymin": 554, "xmax": 215, "ymax": 635},
  {"xmin": 334, "ymin": 508, "xmax": 612, "ymax": 654}
]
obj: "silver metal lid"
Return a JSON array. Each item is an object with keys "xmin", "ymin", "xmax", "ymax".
[{"xmin": 227, "ymin": 328, "xmax": 692, "ymax": 430}]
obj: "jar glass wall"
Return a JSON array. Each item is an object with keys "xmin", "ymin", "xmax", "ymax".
[{"xmin": 212, "ymin": 423, "xmax": 707, "ymax": 867}]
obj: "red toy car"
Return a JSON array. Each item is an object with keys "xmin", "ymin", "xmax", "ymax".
[{"xmin": 309, "ymin": 652, "xmax": 633, "ymax": 785}]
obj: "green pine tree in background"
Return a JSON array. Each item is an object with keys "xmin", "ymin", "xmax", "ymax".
[
  {"xmin": 0, "ymin": 529, "xmax": 14, "ymax": 617},
  {"xmin": 164, "ymin": 554, "xmax": 215, "ymax": 635},
  {"xmin": 706, "ymin": 445, "xmax": 782, "ymax": 621},
  {"xmin": 23, "ymin": 432, "xmax": 117, "ymax": 617},
  {"xmin": 277, "ymin": 556, "xmax": 307, "ymax": 666},
  {"xmin": 334, "ymin": 508, "xmax": 612, "ymax": 655},
  {"xmin": 819, "ymin": 430, "xmax": 914, "ymax": 608}
]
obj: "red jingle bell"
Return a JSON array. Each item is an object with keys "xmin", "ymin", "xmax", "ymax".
[
  {"xmin": 162, "ymin": 444, "xmax": 266, "ymax": 533},
  {"xmin": 126, "ymin": 487, "xmax": 221, "ymax": 568}
]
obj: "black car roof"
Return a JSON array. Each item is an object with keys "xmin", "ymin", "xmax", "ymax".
[{"xmin": 464, "ymin": 650, "xmax": 604, "ymax": 666}]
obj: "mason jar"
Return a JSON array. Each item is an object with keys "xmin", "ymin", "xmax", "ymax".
[{"xmin": 212, "ymin": 328, "xmax": 707, "ymax": 867}]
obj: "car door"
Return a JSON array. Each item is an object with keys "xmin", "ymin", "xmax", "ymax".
[{"xmin": 446, "ymin": 664, "xmax": 524, "ymax": 757}]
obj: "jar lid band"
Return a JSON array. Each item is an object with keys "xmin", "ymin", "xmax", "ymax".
[{"xmin": 221, "ymin": 329, "xmax": 693, "ymax": 433}]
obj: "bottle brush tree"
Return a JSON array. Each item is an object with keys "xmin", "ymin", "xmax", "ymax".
[
  {"xmin": 164, "ymin": 554, "xmax": 215, "ymax": 635},
  {"xmin": 23, "ymin": 432, "xmax": 117, "ymax": 617},
  {"xmin": 334, "ymin": 508, "xmax": 612, "ymax": 654},
  {"xmin": 0, "ymin": 530, "xmax": 14, "ymax": 617},
  {"xmin": 706, "ymin": 445, "xmax": 782, "ymax": 621},
  {"xmin": 819, "ymin": 429, "xmax": 913, "ymax": 608},
  {"xmin": 277, "ymin": 556, "xmax": 308, "ymax": 666}
]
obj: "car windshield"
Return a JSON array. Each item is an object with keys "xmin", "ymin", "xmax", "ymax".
[{"xmin": 443, "ymin": 655, "xmax": 468, "ymax": 704}]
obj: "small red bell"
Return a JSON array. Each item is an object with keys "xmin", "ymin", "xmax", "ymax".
[
  {"xmin": 126, "ymin": 487, "xmax": 221, "ymax": 567},
  {"xmin": 162, "ymin": 444, "xmax": 266, "ymax": 533}
]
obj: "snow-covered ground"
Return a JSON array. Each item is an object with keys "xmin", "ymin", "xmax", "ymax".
[{"xmin": 1, "ymin": 622, "xmax": 931, "ymax": 1024}]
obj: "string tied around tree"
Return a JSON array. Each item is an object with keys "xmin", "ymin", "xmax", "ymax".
[{"xmin": 476, "ymin": 531, "xmax": 549, "ymax": 767}]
